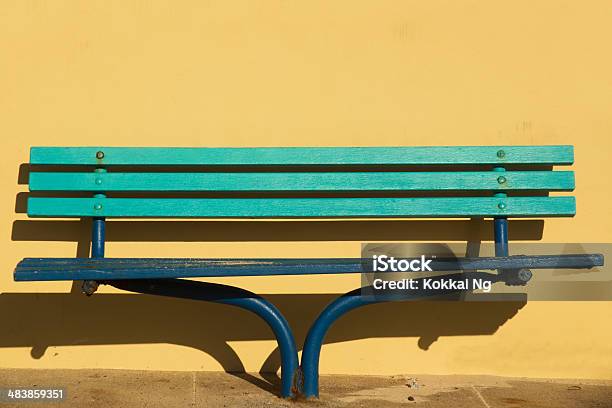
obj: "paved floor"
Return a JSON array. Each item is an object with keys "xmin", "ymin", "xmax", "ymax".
[{"xmin": 0, "ymin": 369, "xmax": 610, "ymax": 407}]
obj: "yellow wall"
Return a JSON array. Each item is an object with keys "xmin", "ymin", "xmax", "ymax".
[{"xmin": 1, "ymin": 1, "xmax": 611, "ymax": 379}]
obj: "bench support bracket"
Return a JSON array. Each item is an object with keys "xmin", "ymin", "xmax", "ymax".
[{"xmin": 82, "ymin": 217, "xmax": 105, "ymax": 296}]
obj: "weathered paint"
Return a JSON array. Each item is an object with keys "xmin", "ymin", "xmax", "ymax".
[
  {"xmin": 29, "ymin": 171, "xmax": 575, "ymax": 192},
  {"xmin": 26, "ymin": 196, "xmax": 577, "ymax": 218},
  {"xmin": 30, "ymin": 146, "xmax": 574, "ymax": 166},
  {"xmin": 14, "ymin": 254, "xmax": 603, "ymax": 281}
]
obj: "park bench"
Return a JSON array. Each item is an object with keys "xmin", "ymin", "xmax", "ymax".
[{"xmin": 14, "ymin": 145, "xmax": 603, "ymax": 399}]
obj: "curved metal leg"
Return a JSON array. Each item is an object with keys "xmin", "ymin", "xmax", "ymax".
[
  {"xmin": 300, "ymin": 272, "xmax": 502, "ymax": 398},
  {"xmin": 301, "ymin": 288, "xmax": 381, "ymax": 398},
  {"xmin": 107, "ymin": 279, "xmax": 299, "ymax": 398}
]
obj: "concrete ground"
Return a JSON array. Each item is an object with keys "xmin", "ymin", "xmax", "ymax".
[{"xmin": 0, "ymin": 369, "xmax": 610, "ymax": 407}]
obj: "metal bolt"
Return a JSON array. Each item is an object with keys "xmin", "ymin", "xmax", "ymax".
[
  {"xmin": 94, "ymin": 203, "xmax": 103, "ymax": 210},
  {"xmin": 95, "ymin": 178, "xmax": 103, "ymax": 185},
  {"xmin": 96, "ymin": 151, "xmax": 104, "ymax": 159},
  {"xmin": 497, "ymin": 149, "xmax": 505, "ymax": 158},
  {"xmin": 497, "ymin": 175, "xmax": 507, "ymax": 184},
  {"xmin": 498, "ymin": 202, "xmax": 506, "ymax": 210},
  {"xmin": 517, "ymin": 269, "xmax": 533, "ymax": 283}
]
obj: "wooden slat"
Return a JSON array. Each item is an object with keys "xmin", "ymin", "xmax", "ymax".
[
  {"xmin": 27, "ymin": 196, "xmax": 576, "ymax": 218},
  {"xmin": 29, "ymin": 171, "xmax": 575, "ymax": 192},
  {"xmin": 30, "ymin": 146, "xmax": 574, "ymax": 166},
  {"xmin": 14, "ymin": 254, "xmax": 604, "ymax": 281}
]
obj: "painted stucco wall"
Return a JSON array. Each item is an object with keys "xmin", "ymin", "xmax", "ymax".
[{"xmin": 1, "ymin": 1, "xmax": 611, "ymax": 379}]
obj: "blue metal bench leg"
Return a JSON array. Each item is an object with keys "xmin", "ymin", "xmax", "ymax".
[
  {"xmin": 107, "ymin": 278, "xmax": 299, "ymax": 398},
  {"xmin": 83, "ymin": 207, "xmax": 299, "ymax": 397},
  {"xmin": 301, "ymin": 288, "xmax": 381, "ymax": 398}
]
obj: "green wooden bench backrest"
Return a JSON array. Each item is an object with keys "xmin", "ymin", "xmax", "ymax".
[{"xmin": 27, "ymin": 146, "xmax": 576, "ymax": 218}]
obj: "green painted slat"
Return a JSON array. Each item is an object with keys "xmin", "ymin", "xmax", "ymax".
[
  {"xmin": 27, "ymin": 197, "xmax": 576, "ymax": 218},
  {"xmin": 29, "ymin": 171, "xmax": 575, "ymax": 192},
  {"xmin": 29, "ymin": 146, "xmax": 574, "ymax": 166}
]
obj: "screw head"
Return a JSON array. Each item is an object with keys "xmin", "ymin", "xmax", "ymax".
[
  {"xmin": 496, "ymin": 149, "xmax": 505, "ymax": 158},
  {"xmin": 498, "ymin": 202, "xmax": 507, "ymax": 210},
  {"xmin": 94, "ymin": 203, "xmax": 103, "ymax": 210},
  {"xmin": 497, "ymin": 175, "xmax": 507, "ymax": 184},
  {"xmin": 95, "ymin": 178, "xmax": 103, "ymax": 185},
  {"xmin": 96, "ymin": 151, "xmax": 104, "ymax": 159}
]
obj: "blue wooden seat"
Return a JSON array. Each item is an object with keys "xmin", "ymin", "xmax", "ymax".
[
  {"xmin": 15, "ymin": 255, "xmax": 603, "ymax": 281},
  {"xmin": 14, "ymin": 145, "xmax": 603, "ymax": 398}
]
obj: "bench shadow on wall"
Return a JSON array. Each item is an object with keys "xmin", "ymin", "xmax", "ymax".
[{"xmin": 4, "ymin": 164, "xmax": 543, "ymax": 395}]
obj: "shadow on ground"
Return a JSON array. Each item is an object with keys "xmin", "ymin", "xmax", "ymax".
[{"xmin": 6, "ymin": 214, "xmax": 543, "ymax": 395}]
